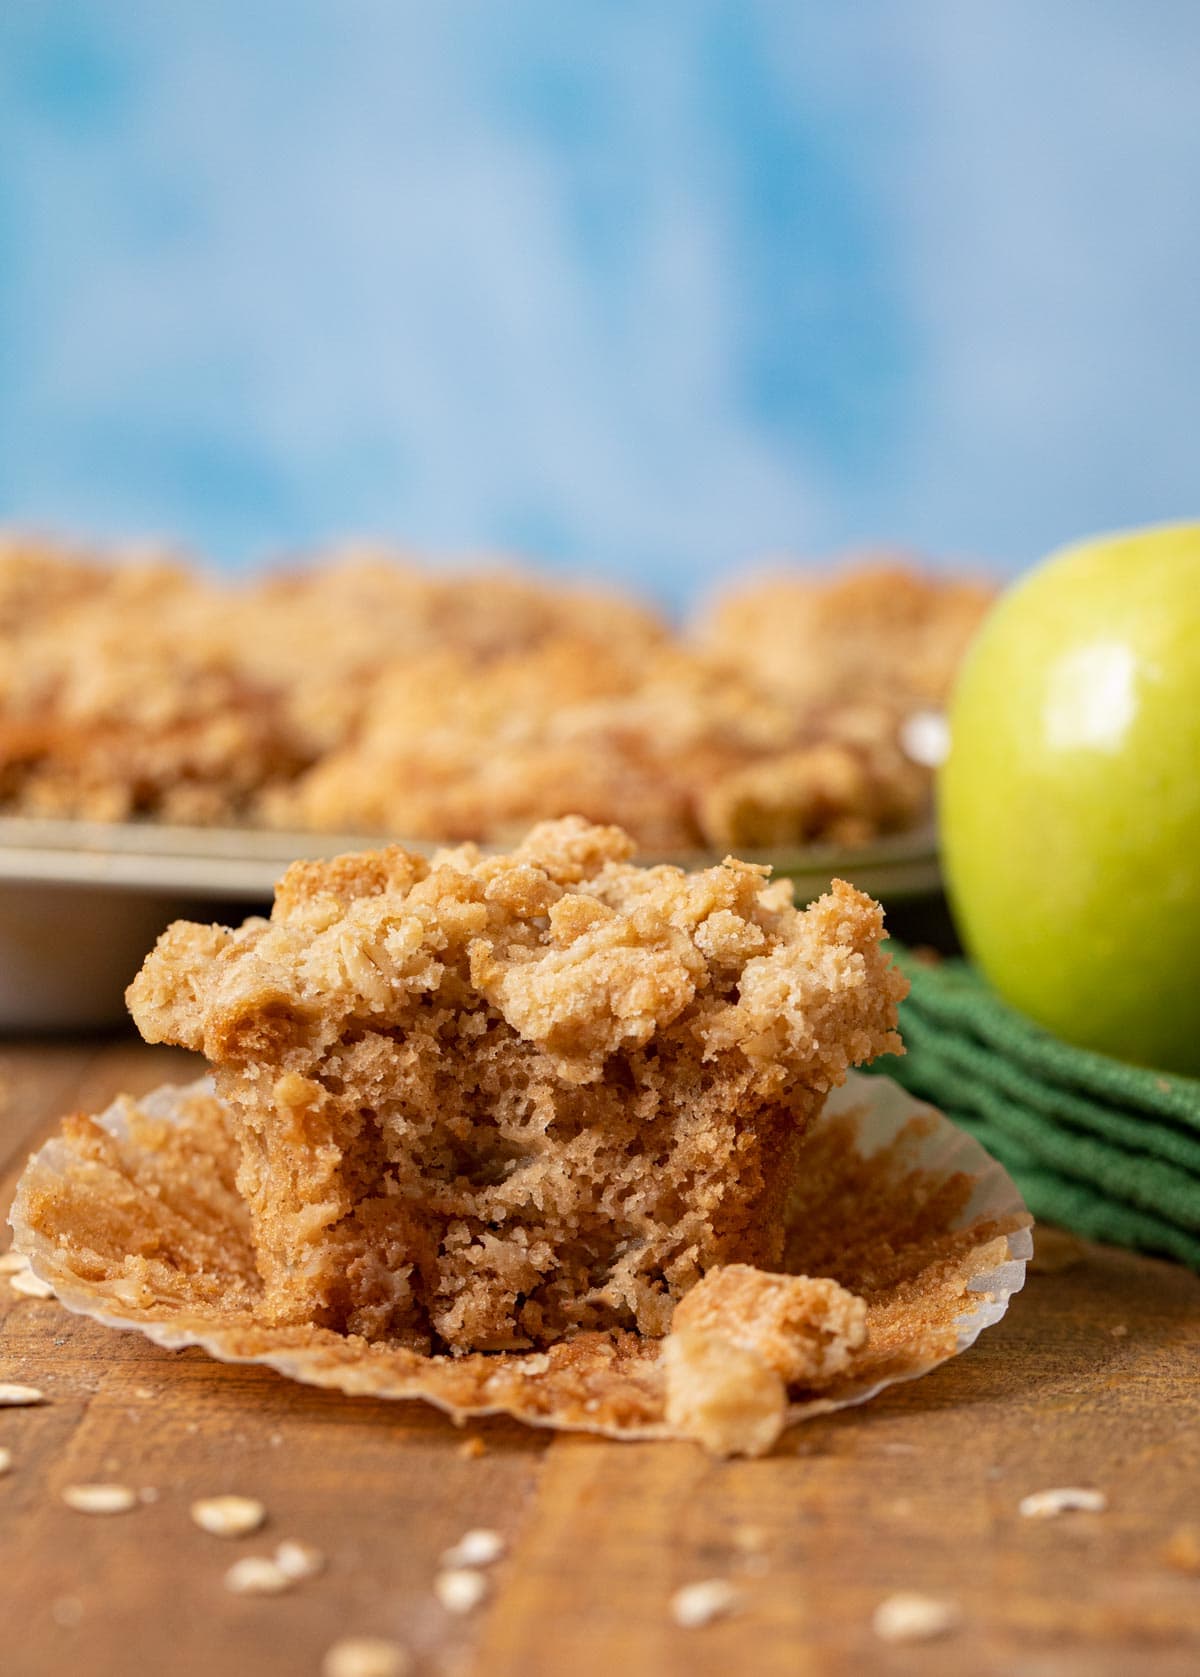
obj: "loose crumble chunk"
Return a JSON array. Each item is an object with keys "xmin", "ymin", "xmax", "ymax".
[
  {"xmin": 662, "ymin": 1265, "xmax": 868, "ymax": 1455},
  {"xmin": 128, "ymin": 818, "xmax": 906, "ymax": 1355},
  {"xmin": 670, "ymin": 1263, "xmax": 868, "ymax": 1386}
]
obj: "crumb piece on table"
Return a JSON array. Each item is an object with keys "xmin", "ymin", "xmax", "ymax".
[
  {"xmin": 62, "ymin": 1483, "xmax": 138, "ymax": 1515},
  {"xmin": 670, "ymin": 1579, "xmax": 742, "ymax": 1629},
  {"xmin": 0, "ymin": 1382, "xmax": 45, "ymax": 1406},
  {"xmin": 1018, "ymin": 1488, "xmax": 1107, "ymax": 1519},
  {"xmin": 435, "ymin": 1568, "xmax": 489, "ymax": 1614},
  {"xmin": 872, "ymin": 1593, "xmax": 961, "ymax": 1643},
  {"xmin": 190, "ymin": 1495, "xmax": 267, "ymax": 1538},
  {"xmin": 9, "ymin": 1269, "xmax": 55, "ymax": 1299},
  {"xmin": 322, "ymin": 1638, "xmax": 412, "ymax": 1677},
  {"xmin": 441, "ymin": 1529, "xmax": 505, "ymax": 1569},
  {"xmin": 224, "ymin": 1556, "xmax": 293, "ymax": 1596}
]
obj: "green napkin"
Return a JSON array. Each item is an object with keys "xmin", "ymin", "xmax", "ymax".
[{"xmin": 861, "ymin": 945, "xmax": 1200, "ymax": 1270}]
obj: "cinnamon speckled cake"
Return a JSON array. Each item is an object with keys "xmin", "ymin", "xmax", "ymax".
[{"xmin": 127, "ymin": 817, "xmax": 906, "ymax": 1356}]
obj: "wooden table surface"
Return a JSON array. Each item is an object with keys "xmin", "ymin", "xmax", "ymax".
[{"xmin": 2, "ymin": 1038, "xmax": 1198, "ymax": 1677}]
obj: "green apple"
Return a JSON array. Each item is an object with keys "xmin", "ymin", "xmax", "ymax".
[{"xmin": 939, "ymin": 523, "xmax": 1200, "ymax": 1076}]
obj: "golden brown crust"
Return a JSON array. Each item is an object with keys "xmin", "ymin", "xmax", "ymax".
[
  {"xmin": 0, "ymin": 542, "xmax": 665, "ymax": 827},
  {"xmin": 0, "ymin": 541, "xmax": 989, "ymax": 847},
  {"xmin": 127, "ymin": 819, "xmax": 906, "ymax": 1354},
  {"xmin": 696, "ymin": 557, "xmax": 996, "ymax": 713}
]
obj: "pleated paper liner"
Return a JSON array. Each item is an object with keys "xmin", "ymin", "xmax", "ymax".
[{"xmin": 9, "ymin": 1072, "xmax": 1031, "ymax": 1447}]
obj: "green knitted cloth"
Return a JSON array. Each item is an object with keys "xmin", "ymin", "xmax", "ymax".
[{"xmin": 861, "ymin": 946, "xmax": 1200, "ymax": 1269}]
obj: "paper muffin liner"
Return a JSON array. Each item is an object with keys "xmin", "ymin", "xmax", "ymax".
[{"xmin": 9, "ymin": 1072, "xmax": 1031, "ymax": 1446}]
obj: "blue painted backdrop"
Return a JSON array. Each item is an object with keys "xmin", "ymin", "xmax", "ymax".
[{"xmin": 1, "ymin": 4, "xmax": 1198, "ymax": 604}]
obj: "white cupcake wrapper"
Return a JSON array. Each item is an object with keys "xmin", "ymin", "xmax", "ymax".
[
  {"xmin": 783, "ymin": 1077, "xmax": 1033, "ymax": 1423},
  {"xmin": 10, "ymin": 1071, "xmax": 1031, "ymax": 1444}
]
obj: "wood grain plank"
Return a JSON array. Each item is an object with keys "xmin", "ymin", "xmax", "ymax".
[
  {"xmin": 0, "ymin": 1037, "xmax": 199, "ymax": 1197},
  {"xmin": 1, "ymin": 1042, "xmax": 1198, "ymax": 1677},
  {"xmin": 1, "ymin": 1328, "xmax": 552, "ymax": 1677},
  {"xmin": 0, "ymin": 1043, "xmax": 99, "ymax": 1181},
  {"xmin": 0, "ymin": 1042, "xmax": 553, "ymax": 1677},
  {"xmin": 473, "ymin": 1229, "xmax": 1200, "ymax": 1676}
]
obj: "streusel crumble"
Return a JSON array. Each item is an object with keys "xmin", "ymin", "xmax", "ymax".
[{"xmin": 0, "ymin": 537, "xmax": 992, "ymax": 848}]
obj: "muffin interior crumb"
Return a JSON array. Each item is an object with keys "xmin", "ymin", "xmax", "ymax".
[{"xmin": 127, "ymin": 817, "xmax": 906, "ymax": 1354}]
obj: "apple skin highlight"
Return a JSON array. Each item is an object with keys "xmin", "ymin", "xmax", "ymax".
[{"xmin": 938, "ymin": 522, "xmax": 1200, "ymax": 1078}]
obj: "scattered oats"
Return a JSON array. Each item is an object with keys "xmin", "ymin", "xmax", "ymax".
[
  {"xmin": 441, "ymin": 1528, "xmax": 505, "ymax": 1569},
  {"xmin": 0, "ymin": 1446, "xmax": 12, "ymax": 1475},
  {"xmin": 322, "ymin": 1636, "xmax": 412, "ymax": 1677},
  {"xmin": 191, "ymin": 1495, "xmax": 267, "ymax": 1538},
  {"xmin": 134, "ymin": 1387, "xmax": 155, "ymax": 1401},
  {"xmin": 1109, "ymin": 1323, "xmax": 1129, "ymax": 1338},
  {"xmin": 0, "ymin": 1382, "xmax": 44, "ymax": 1407},
  {"xmin": 50, "ymin": 1596, "xmax": 84, "ymax": 1629},
  {"xmin": 435, "ymin": 1568, "xmax": 489, "ymax": 1615},
  {"xmin": 62, "ymin": 1483, "xmax": 138, "ymax": 1515},
  {"xmin": 0, "ymin": 1250, "xmax": 30, "ymax": 1274},
  {"xmin": 1161, "ymin": 1525, "xmax": 1200, "ymax": 1575},
  {"xmin": 873, "ymin": 1593, "xmax": 960, "ymax": 1643},
  {"xmin": 10, "ymin": 1269, "xmax": 55, "ymax": 1300},
  {"xmin": 269, "ymin": 1432, "xmax": 284, "ymax": 1448},
  {"xmin": 224, "ymin": 1556, "xmax": 292, "ymax": 1596},
  {"xmin": 1019, "ymin": 1487, "xmax": 1107, "ymax": 1519},
  {"xmin": 456, "ymin": 1436, "xmax": 486, "ymax": 1460},
  {"xmin": 274, "ymin": 1540, "xmax": 325, "ymax": 1580},
  {"xmin": 670, "ymin": 1579, "xmax": 742, "ymax": 1630},
  {"xmin": 139, "ymin": 1487, "xmax": 159, "ymax": 1504}
]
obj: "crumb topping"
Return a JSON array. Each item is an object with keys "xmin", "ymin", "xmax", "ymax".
[
  {"xmin": 1, "ymin": 539, "xmax": 988, "ymax": 847},
  {"xmin": 129, "ymin": 816, "xmax": 904, "ymax": 1090}
]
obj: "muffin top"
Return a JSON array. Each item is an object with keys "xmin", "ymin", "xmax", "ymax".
[{"xmin": 128, "ymin": 816, "xmax": 905, "ymax": 1089}]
